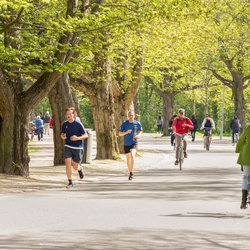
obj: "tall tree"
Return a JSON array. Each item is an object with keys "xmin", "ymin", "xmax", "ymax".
[
  {"xmin": 195, "ymin": 0, "xmax": 250, "ymax": 127},
  {"xmin": 0, "ymin": 0, "xmax": 87, "ymax": 175},
  {"xmin": 48, "ymin": 73, "xmax": 80, "ymax": 165}
]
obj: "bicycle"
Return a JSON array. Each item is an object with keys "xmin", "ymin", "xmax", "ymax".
[
  {"xmin": 175, "ymin": 133, "xmax": 187, "ymax": 171},
  {"xmin": 203, "ymin": 127, "xmax": 212, "ymax": 151}
]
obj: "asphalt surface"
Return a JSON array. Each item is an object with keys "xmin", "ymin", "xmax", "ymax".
[{"xmin": 0, "ymin": 132, "xmax": 249, "ymax": 250}]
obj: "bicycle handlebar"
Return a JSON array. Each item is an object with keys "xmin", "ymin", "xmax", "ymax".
[{"xmin": 203, "ymin": 127, "xmax": 212, "ymax": 130}]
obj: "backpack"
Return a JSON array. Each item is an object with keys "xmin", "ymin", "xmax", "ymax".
[{"xmin": 204, "ymin": 119, "xmax": 212, "ymax": 128}]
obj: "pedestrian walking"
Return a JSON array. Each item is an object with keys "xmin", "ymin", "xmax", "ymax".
[
  {"xmin": 61, "ymin": 107, "xmax": 88, "ymax": 188},
  {"xmin": 230, "ymin": 115, "xmax": 241, "ymax": 145},
  {"xmin": 43, "ymin": 111, "xmax": 51, "ymax": 135},
  {"xmin": 156, "ymin": 115, "xmax": 163, "ymax": 133},
  {"xmin": 191, "ymin": 114, "xmax": 198, "ymax": 142},
  {"xmin": 119, "ymin": 111, "xmax": 142, "ymax": 180},
  {"xmin": 236, "ymin": 125, "xmax": 250, "ymax": 209},
  {"xmin": 33, "ymin": 115, "xmax": 44, "ymax": 141}
]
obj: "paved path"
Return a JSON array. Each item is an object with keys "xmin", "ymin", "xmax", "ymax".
[{"xmin": 0, "ymin": 132, "xmax": 249, "ymax": 249}]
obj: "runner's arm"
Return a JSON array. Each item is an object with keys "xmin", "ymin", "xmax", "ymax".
[
  {"xmin": 70, "ymin": 133, "xmax": 88, "ymax": 141},
  {"xmin": 119, "ymin": 130, "xmax": 132, "ymax": 136}
]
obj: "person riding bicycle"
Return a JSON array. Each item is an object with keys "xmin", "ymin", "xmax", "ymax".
[
  {"xmin": 171, "ymin": 109, "xmax": 193, "ymax": 165},
  {"xmin": 200, "ymin": 114, "xmax": 215, "ymax": 148}
]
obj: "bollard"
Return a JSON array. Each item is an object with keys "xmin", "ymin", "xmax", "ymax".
[
  {"xmin": 86, "ymin": 130, "xmax": 93, "ymax": 163},
  {"xmin": 83, "ymin": 130, "xmax": 93, "ymax": 163}
]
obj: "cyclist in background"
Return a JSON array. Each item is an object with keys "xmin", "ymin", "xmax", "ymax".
[
  {"xmin": 171, "ymin": 109, "xmax": 193, "ymax": 165},
  {"xmin": 200, "ymin": 114, "xmax": 216, "ymax": 148}
]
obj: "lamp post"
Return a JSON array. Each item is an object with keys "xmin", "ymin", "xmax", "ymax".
[{"xmin": 220, "ymin": 83, "xmax": 225, "ymax": 140}]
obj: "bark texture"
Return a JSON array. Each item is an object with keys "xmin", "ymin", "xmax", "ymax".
[{"xmin": 49, "ymin": 73, "xmax": 79, "ymax": 165}]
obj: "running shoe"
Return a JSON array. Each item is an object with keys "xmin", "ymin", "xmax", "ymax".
[
  {"xmin": 66, "ymin": 182, "xmax": 73, "ymax": 189},
  {"xmin": 128, "ymin": 173, "xmax": 134, "ymax": 181},
  {"xmin": 78, "ymin": 168, "xmax": 84, "ymax": 179}
]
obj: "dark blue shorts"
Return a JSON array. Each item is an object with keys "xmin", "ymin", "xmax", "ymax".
[
  {"xmin": 124, "ymin": 144, "xmax": 136, "ymax": 154},
  {"xmin": 64, "ymin": 147, "xmax": 83, "ymax": 164}
]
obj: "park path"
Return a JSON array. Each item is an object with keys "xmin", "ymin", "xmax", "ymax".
[{"xmin": 1, "ymin": 131, "xmax": 250, "ymax": 249}]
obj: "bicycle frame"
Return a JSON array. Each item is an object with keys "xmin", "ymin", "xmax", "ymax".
[
  {"xmin": 203, "ymin": 128, "xmax": 212, "ymax": 151},
  {"xmin": 175, "ymin": 133, "xmax": 187, "ymax": 171}
]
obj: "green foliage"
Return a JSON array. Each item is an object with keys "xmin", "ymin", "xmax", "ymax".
[
  {"xmin": 138, "ymin": 79, "xmax": 162, "ymax": 132},
  {"xmin": 1, "ymin": 0, "xmax": 250, "ymax": 134},
  {"xmin": 34, "ymin": 97, "xmax": 51, "ymax": 117},
  {"xmin": 77, "ymin": 93, "xmax": 94, "ymax": 129}
]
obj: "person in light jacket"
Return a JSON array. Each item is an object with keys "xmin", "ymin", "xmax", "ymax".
[{"xmin": 236, "ymin": 125, "xmax": 250, "ymax": 209}]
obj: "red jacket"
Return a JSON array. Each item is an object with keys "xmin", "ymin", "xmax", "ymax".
[{"xmin": 171, "ymin": 116, "xmax": 194, "ymax": 134}]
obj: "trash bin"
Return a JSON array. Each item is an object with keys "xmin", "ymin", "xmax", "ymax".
[{"xmin": 83, "ymin": 130, "xmax": 93, "ymax": 163}]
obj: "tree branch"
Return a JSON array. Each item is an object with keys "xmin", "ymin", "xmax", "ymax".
[
  {"xmin": 210, "ymin": 69, "xmax": 233, "ymax": 88},
  {"xmin": 243, "ymin": 75, "xmax": 250, "ymax": 89},
  {"xmin": 0, "ymin": 7, "xmax": 24, "ymax": 34},
  {"xmin": 145, "ymin": 76, "xmax": 167, "ymax": 98},
  {"xmin": 123, "ymin": 56, "xmax": 143, "ymax": 107},
  {"xmin": 70, "ymin": 76, "xmax": 96, "ymax": 99}
]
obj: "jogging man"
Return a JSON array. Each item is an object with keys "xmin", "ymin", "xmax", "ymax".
[
  {"xmin": 119, "ymin": 111, "xmax": 142, "ymax": 180},
  {"xmin": 61, "ymin": 107, "xmax": 88, "ymax": 188},
  {"xmin": 171, "ymin": 108, "xmax": 193, "ymax": 165}
]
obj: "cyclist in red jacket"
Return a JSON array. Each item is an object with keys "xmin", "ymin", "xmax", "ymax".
[{"xmin": 171, "ymin": 108, "xmax": 194, "ymax": 165}]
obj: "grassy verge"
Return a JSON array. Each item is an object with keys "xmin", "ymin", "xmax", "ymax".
[{"xmin": 28, "ymin": 142, "xmax": 39, "ymax": 153}]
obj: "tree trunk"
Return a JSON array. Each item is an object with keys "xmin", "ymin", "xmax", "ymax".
[
  {"xmin": 232, "ymin": 80, "xmax": 245, "ymax": 128},
  {"xmin": 48, "ymin": 73, "xmax": 79, "ymax": 165},
  {"xmin": 0, "ymin": 83, "xmax": 14, "ymax": 174},
  {"xmin": 113, "ymin": 97, "xmax": 126, "ymax": 153},
  {"xmin": 70, "ymin": 73, "xmax": 120, "ymax": 159},
  {"xmin": 162, "ymin": 92, "xmax": 174, "ymax": 136},
  {"xmin": 134, "ymin": 92, "xmax": 140, "ymax": 116},
  {"xmin": 12, "ymin": 102, "xmax": 30, "ymax": 175},
  {"xmin": 0, "ymin": 82, "xmax": 30, "ymax": 175},
  {"xmin": 90, "ymin": 80, "xmax": 119, "ymax": 159}
]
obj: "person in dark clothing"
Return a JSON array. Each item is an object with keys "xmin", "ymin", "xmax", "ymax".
[
  {"xmin": 156, "ymin": 115, "xmax": 163, "ymax": 133},
  {"xmin": 230, "ymin": 115, "xmax": 241, "ymax": 144},
  {"xmin": 168, "ymin": 115, "xmax": 177, "ymax": 146},
  {"xmin": 191, "ymin": 114, "xmax": 198, "ymax": 142},
  {"xmin": 61, "ymin": 107, "xmax": 88, "ymax": 188}
]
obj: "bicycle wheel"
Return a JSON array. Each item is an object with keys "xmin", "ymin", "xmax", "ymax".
[
  {"xmin": 205, "ymin": 136, "xmax": 210, "ymax": 151},
  {"xmin": 179, "ymin": 159, "xmax": 182, "ymax": 171},
  {"xmin": 179, "ymin": 147, "xmax": 183, "ymax": 171}
]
